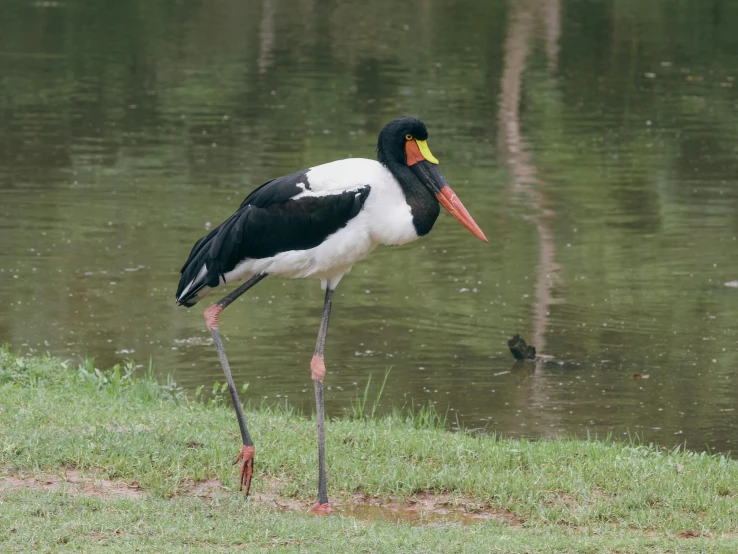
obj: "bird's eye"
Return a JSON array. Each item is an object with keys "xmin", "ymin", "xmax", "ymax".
[{"xmin": 405, "ymin": 134, "xmax": 413, "ymax": 141}]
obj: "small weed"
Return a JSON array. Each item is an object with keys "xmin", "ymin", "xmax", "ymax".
[
  {"xmin": 77, "ymin": 357, "xmax": 184, "ymax": 404},
  {"xmin": 349, "ymin": 367, "xmax": 391, "ymax": 420},
  {"xmin": 401, "ymin": 399, "xmax": 449, "ymax": 430}
]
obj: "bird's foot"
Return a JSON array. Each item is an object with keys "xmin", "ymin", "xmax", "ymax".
[
  {"xmin": 310, "ymin": 502, "xmax": 331, "ymax": 515},
  {"xmin": 232, "ymin": 445, "xmax": 255, "ymax": 497}
]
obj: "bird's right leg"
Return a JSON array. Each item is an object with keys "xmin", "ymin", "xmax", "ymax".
[
  {"xmin": 203, "ymin": 273, "xmax": 268, "ymax": 497},
  {"xmin": 310, "ymin": 286, "xmax": 335, "ymax": 514}
]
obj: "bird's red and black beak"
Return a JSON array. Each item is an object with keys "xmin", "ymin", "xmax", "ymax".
[{"xmin": 406, "ymin": 139, "xmax": 488, "ymax": 242}]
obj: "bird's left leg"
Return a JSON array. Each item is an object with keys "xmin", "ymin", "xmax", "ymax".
[
  {"xmin": 310, "ymin": 286, "xmax": 335, "ymax": 514},
  {"xmin": 203, "ymin": 273, "xmax": 268, "ymax": 497}
]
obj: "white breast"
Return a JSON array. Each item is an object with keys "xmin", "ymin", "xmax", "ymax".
[{"xmin": 300, "ymin": 158, "xmax": 419, "ymax": 246}]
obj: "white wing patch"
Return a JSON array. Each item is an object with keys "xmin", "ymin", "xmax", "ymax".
[{"xmin": 177, "ymin": 263, "xmax": 208, "ymax": 300}]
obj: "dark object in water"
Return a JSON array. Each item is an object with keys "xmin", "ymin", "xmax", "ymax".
[{"xmin": 508, "ymin": 334, "xmax": 536, "ymax": 360}]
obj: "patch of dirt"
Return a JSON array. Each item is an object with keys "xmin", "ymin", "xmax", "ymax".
[
  {"xmin": 0, "ymin": 469, "xmax": 144, "ymax": 499},
  {"xmin": 335, "ymin": 490, "xmax": 523, "ymax": 525},
  {"xmin": 2, "ymin": 470, "xmax": 729, "ymax": 536},
  {"xmin": 2, "ymin": 470, "xmax": 519, "ymax": 525},
  {"xmin": 178, "ymin": 479, "xmax": 522, "ymax": 525}
]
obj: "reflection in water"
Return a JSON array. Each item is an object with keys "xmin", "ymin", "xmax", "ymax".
[
  {"xmin": 259, "ymin": 0, "xmax": 275, "ymax": 74},
  {"xmin": 498, "ymin": 0, "xmax": 561, "ymax": 364}
]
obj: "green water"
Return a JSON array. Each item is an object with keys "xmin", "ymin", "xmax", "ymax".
[{"xmin": 2, "ymin": 0, "xmax": 738, "ymax": 452}]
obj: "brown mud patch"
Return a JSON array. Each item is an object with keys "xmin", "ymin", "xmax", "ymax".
[
  {"xmin": 178, "ymin": 477, "xmax": 520, "ymax": 525},
  {"xmin": 3, "ymin": 470, "xmax": 518, "ymax": 525},
  {"xmin": 0, "ymin": 469, "xmax": 144, "ymax": 499},
  {"xmin": 335, "ymin": 491, "xmax": 523, "ymax": 525},
  {"xmin": 3, "ymin": 471, "xmax": 731, "ymax": 536}
]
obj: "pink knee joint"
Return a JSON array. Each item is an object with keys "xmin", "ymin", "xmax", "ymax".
[
  {"xmin": 311, "ymin": 355, "xmax": 326, "ymax": 382},
  {"xmin": 204, "ymin": 305, "xmax": 223, "ymax": 330}
]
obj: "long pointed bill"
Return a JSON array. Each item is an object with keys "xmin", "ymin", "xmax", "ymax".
[
  {"xmin": 435, "ymin": 185, "xmax": 488, "ymax": 242},
  {"xmin": 406, "ymin": 139, "xmax": 488, "ymax": 242}
]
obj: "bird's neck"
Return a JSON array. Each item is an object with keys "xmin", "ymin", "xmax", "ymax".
[{"xmin": 382, "ymin": 158, "xmax": 440, "ymax": 236}]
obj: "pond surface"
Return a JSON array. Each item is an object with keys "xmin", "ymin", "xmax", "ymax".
[{"xmin": 2, "ymin": 0, "xmax": 738, "ymax": 453}]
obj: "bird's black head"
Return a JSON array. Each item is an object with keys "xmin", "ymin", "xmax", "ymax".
[
  {"xmin": 377, "ymin": 117, "xmax": 430, "ymax": 166},
  {"xmin": 376, "ymin": 116, "xmax": 488, "ymax": 243}
]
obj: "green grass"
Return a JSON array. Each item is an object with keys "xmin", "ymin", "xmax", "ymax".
[{"xmin": 1, "ymin": 347, "xmax": 738, "ymax": 552}]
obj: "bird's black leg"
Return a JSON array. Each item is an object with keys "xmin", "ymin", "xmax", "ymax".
[
  {"xmin": 203, "ymin": 273, "xmax": 268, "ymax": 497},
  {"xmin": 310, "ymin": 286, "xmax": 334, "ymax": 514}
]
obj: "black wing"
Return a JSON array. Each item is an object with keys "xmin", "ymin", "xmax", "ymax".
[
  {"xmin": 176, "ymin": 186, "xmax": 371, "ymax": 306},
  {"xmin": 177, "ymin": 168, "xmax": 314, "ymax": 297},
  {"xmin": 238, "ymin": 168, "xmax": 312, "ymax": 209}
]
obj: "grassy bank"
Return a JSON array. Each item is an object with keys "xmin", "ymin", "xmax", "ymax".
[{"xmin": 1, "ymin": 348, "xmax": 737, "ymax": 552}]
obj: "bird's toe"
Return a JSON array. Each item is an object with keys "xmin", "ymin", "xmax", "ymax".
[
  {"xmin": 310, "ymin": 502, "xmax": 332, "ymax": 515},
  {"xmin": 232, "ymin": 444, "xmax": 255, "ymax": 497}
]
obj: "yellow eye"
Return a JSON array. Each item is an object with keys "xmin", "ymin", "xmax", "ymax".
[{"xmin": 405, "ymin": 134, "xmax": 413, "ymax": 141}]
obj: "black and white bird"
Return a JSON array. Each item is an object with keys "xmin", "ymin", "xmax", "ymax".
[{"xmin": 176, "ymin": 117, "xmax": 487, "ymax": 514}]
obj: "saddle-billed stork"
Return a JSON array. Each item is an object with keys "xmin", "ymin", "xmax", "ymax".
[{"xmin": 176, "ymin": 117, "xmax": 487, "ymax": 514}]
